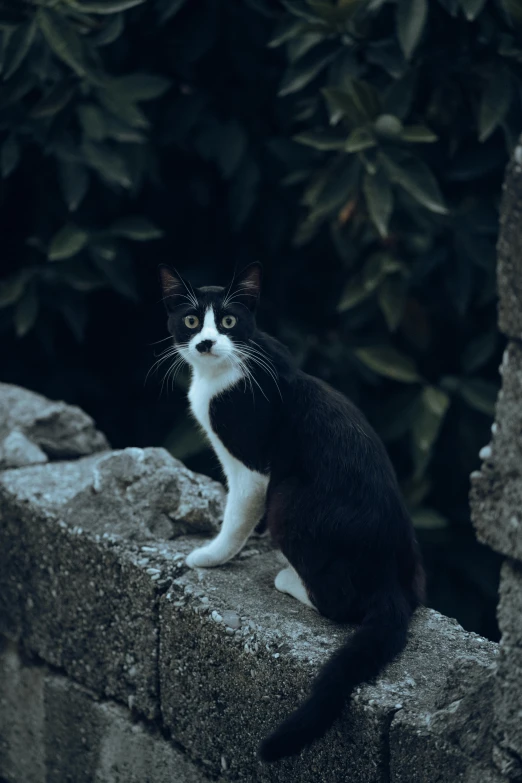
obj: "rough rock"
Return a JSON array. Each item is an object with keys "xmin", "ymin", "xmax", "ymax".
[
  {"xmin": 390, "ymin": 655, "xmax": 502, "ymax": 783},
  {"xmin": 492, "ymin": 561, "xmax": 522, "ymax": 780},
  {"xmin": 470, "ymin": 343, "xmax": 522, "ymax": 560},
  {"xmin": 0, "ymin": 382, "xmax": 109, "ymax": 464},
  {"xmin": 69, "ymin": 446, "xmax": 225, "ymax": 540},
  {"xmin": 0, "ymin": 429, "xmax": 48, "ymax": 470},
  {"xmin": 497, "ymin": 141, "xmax": 522, "ymax": 340}
]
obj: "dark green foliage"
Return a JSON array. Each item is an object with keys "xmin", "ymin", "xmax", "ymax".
[{"xmin": 1, "ymin": 0, "xmax": 520, "ymax": 637}]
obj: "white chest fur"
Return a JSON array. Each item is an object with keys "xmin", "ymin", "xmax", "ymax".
[{"xmin": 188, "ymin": 365, "xmax": 268, "ymax": 495}]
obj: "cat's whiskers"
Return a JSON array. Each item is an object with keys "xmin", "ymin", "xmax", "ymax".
[
  {"xmin": 236, "ymin": 343, "xmax": 282, "ymax": 400},
  {"xmin": 145, "ymin": 347, "xmax": 178, "ymax": 385}
]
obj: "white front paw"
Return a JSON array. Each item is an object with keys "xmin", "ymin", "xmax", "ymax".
[{"xmin": 185, "ymin": 546, "xmax": 228, "ymax": 569}]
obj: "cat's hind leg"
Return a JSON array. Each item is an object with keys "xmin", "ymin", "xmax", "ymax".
[{"xmin": 275, "ymin": 565, "xmax": 317, "ymax": 611}]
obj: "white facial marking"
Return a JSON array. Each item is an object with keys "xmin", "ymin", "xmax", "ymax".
[{"xmin": 181, "ymin": 306, "xmax": 235, "ymax": 373}]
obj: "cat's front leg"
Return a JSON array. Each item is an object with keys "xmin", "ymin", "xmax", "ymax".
[{"xmin": 186, "ymin": 474, "xmax": 268, "ymax": 568}]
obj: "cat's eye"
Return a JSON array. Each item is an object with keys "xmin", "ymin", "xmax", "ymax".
[
  {"xmin": 184, "ymin": 315, "xmax": 200, "ymax": 329},
  {"xmin": 221, "ymin": 315, "xmax": 237, "ymax": 329}
]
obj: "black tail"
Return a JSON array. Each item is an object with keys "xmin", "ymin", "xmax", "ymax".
[{"xmin": 258, "ymin": 593, "xmax": 412, "ymax": 762}]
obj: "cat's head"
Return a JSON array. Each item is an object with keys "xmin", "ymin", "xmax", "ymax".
[{"xmin": 158, "ymin": 263, "xmax": 261, "ymax": 371}]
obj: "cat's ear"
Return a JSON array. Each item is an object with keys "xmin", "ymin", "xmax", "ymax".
[
  {"xmin": 228, "ymin": 262, "xmax": 262, "ymax": 311},
  {"xmin": 158, "ymin": 265, "xmax": 188, "ymax": 312}
]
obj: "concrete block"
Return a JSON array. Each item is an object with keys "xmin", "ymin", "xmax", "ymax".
[{"xmin": 0, "ymin": 639, "xmax": 45, "ymax": 783}]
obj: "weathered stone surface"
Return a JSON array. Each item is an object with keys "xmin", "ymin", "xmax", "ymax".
[
  {"xmin": 470, "ymin": 343, "xmax": 522, "ymax": 560},
  {"xmin": 497, "ymin": 139, "xmax": 522, "ymax": 340},
  {"xmin": 67, "ymin": 447, "xmax": 225, "ymax": 540},
  {"xmin": 0, "ymin": 382, "xmax": 109, "ymax": 464},
  {"xmin": 391, "ymin": 655, "xmax": 502, "ymax": 783},
  {"xmin": 0, "ymin": 430, "xmax": 47, "ymax": 470},
  {"xmin": 491, "ymin": 561, "xmax": 522, "ymax": 780},
  {"xmin": 0, "ymin": 639, "xmax": 208, "ymax": 783},
  {"xmin": 0, "ymin": 450, "xmax": 223, "ymax": 717},
  {"xmin": 44, "ymin": 676, "xmax": 207, "ymax": 783},
  {"xmin": 497, "ymin": 560, "xmax": 522, "ymax": 649},
  {"xmin": 0, "ymin": 639, "xmax": 45, "ymax": 783},
  {"xmin": 159, "ymin": 550, "xmax": 498, "ymax": 782},
  {"xmin": 0, "ymin": 458, "xmax": 162, "ymax": 718}
]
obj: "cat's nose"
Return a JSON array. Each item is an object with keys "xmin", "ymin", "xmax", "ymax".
[{"xmin": 196, "ymin": 339, "xmax": 215, "ymax": 354}]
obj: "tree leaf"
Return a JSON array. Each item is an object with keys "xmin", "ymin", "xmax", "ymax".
[
  {"xmin": 268, "ymin": 17, "xmax": 306, "ymax": 47},
  {"xmin": 278, "ymin": 48, "xmax": 337, "ymax": 97},
  {"xmin": 109, "ymin": 216, "xmax": 163, "ymax": 240},
  {"xmin": 29, "ymin": 80, "xmax": 77, "ymax": 118},
  {"xmin": 400, "ymin": 125, "xmax": 438, "ymax": 143},
  {"xmin": 155, "ymin": 0, "xmax": 188, "ymax": 23},
  {"xmin": 337, "ymin": 279, "xmax": 373, "ymax": 311},
  {"xmin": 0, "ymin": 269, "xmax": 32, "ymax": 308},
  {"xmin": 411, "ymin": 386, "xmax": 450, "ymax": 475},
  {"xmin": 15, "ymin": 286, "xmax": 39, "ymax": 337},
  {"xmin": 378, "ymin": 275, "xmax": 406, "ymax": 330},
  {"xmin": 354, "ymin": 345, "xmax": 422, "ymax": 382},
  {"xmin": 281, "ymin": 1, "xmax": 322, "ymax": 22},
  {"xmin": 411, "ymin": 508, "xmax": 449, "ymax": 529},
  {"xmin": 70, "ymin": 0, "xmax": 145, "ymax": 13},
  {"xmin": 93, "ymin": 12, "xmax": 124, "ymax": 45},
  {"xmin": 77, "ymin": 103, "xmax": 107, "ymax": 140},
  {"xmin": 380, "ymin": 151, "xmax": 448, "ymax": 214},
  {"xmin": 90, "ymin": 244, "xmax": 138, "ymax": 300},
  {"xmin": 58, "ymin": 159, "xmax": 90, "ymax": 212},
  {"xmin": 38, "ymin": 10, "xmax": 99, "ymax": 82},
  {"xmin": 109, "ymin": 72, "xmax": 171, "ymax": 101},
  {"xmin": 294, "ymin": 129, "xmax": 347, "ymax": 150},
  {"xmin": 1, "ymin": 134, "xmax": 19, "ymax": 178},
  {"xmin": 363, "ymin": 169, "xmax": 393, "ymax": 236},
  {"xmin": 48, "ymin": 224, "xmax": 89, "ymax": 261},
  {"xmin": 459, "ymin": 0, "xmax": 487, "ymax": 20},
  {"xmin": 3, "ymin": 18, "xmax": 36, "ymax": 79},
  {"xmin": 59, "ymin": 297, "xmax": 87, "ymax": 341},
  {"xmin": 462, "ymin": 331, "xmax": 497, "ymax": 374},
  {"xmin": 82, "ymin": 141, "xmax": 133, "ymax": 188},
  {"xmin": 459, "ymin": 378, "xmax": 498, "ymax": 416},
  {"xmin": 310, "ymin": 156, "xmax": 360, "ymax": 217},
  {"xmin": 345, "ymin": 126, "xmax": 376, "ymax": 152},
  {"xmin": 97, "ymin": 87, "xmax": 149, "ymax": 128},
  {"xmin": 323, "ymin": 80, "xmax": 380, "ymax": 126},
  {"xmin": 396, "ymin": 0, "xmax": 428, "ymax": 59},
  {"xmin": 479, "ymin": 64, "xmax": 511, "ymax": 142}
]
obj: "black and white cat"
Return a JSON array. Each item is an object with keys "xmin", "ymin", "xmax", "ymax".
[{"xmin": 158, "ymin": 263, "xmax": 424, "ymax": 762}]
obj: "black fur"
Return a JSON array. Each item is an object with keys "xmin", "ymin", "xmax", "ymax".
[{"xmin": 159, "ymin": 263, "xmax": 425, "ymax": 762}]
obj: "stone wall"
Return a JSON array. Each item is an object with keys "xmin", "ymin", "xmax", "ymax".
[
  {"xmin": 469, "ymin": 140, "xmax": 522, "ymax": 783},
  {"xmin": 0, "ymin": 382, "xmax": 506, "ymax": 783}
]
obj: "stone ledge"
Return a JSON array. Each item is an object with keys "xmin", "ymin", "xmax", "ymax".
[{"xmin": 0, "ymin": 449, "xmax": 500, "ymax": 782}]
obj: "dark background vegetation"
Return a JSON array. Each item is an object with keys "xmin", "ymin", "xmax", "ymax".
[{"xmin": 2, "ymin": 0, "xmax": 521, "ymax": 640}]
